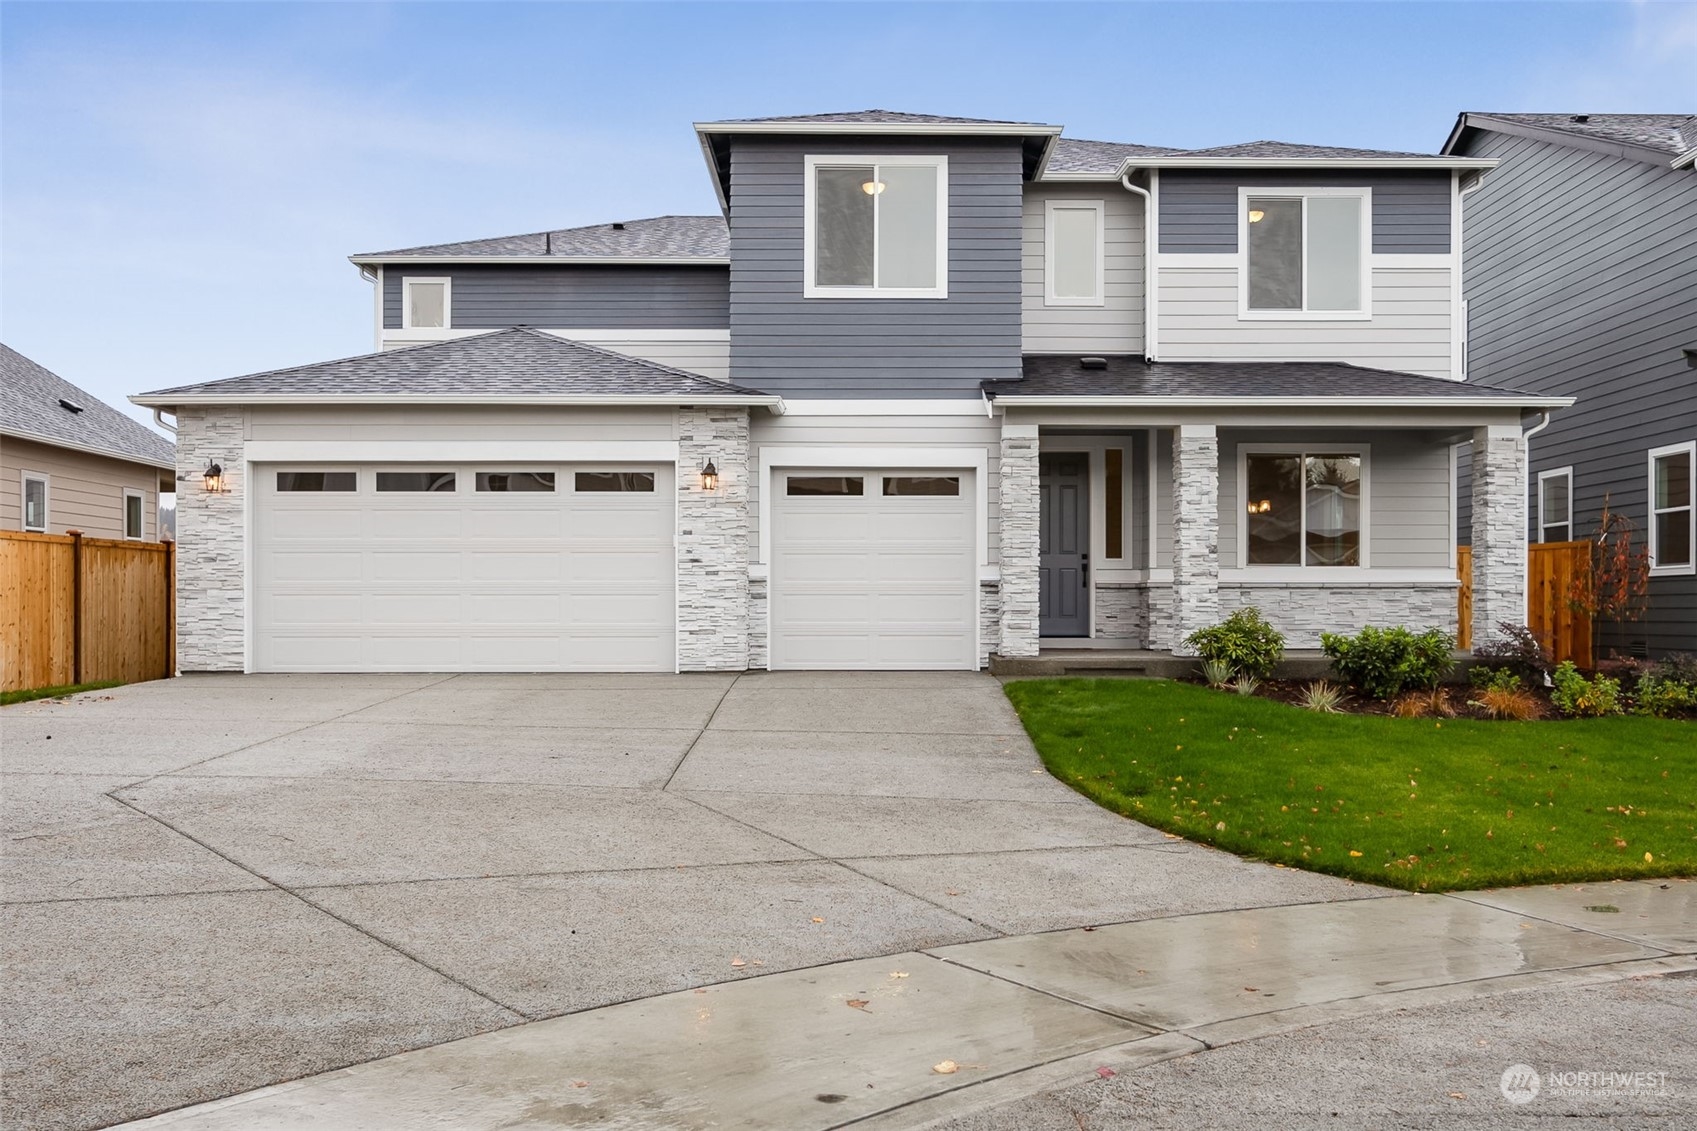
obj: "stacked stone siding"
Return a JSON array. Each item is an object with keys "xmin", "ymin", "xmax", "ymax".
[
  {"xmin": 1170, "ymin": 425, "xmax": 1220, "ymax": 655},
  {"xmin": 1469, "ymin": 425, "xmax": 1528, "ymax": 650},
  {"xmin": 1221, "ymin": 584, "xmax": 1457, "ymax": 649},
  {"xmin": 997, "ymin": 425, "xmax": 1040, "ymax": 658},
  {"xmin": 746, "ymin": 575, "xmax": 769, "ymax": 670},
  {"xmin": 978, "ymin": 580, "xmax": 1000, "ymax": 667},
  {"xmin": 174, "ymin": 406, "xmax": 246, "ymax": 672},
  {"xmin": 676, "ymin": 406, "xmax": 751, "ymax": 671},
  {"xmin": 1093, "ymin": 584, "xmax": 1146, "ymax": 642}
]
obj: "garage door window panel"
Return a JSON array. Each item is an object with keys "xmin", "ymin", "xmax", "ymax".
[
  {"xmin": 575, "ymin": 471, "xmax": 656, "ymax": 492},
  {"xmin": 277, "ymin": 471, "xmax": 357, "ymax": 492},
  {"xmin": 883, "ymin": 476, "xmax": 960, "ymax": 496},
  {"xmin": 376, "ymin": 471, "xmax": 457, "ymax": 493},
  {"xmin": 787, "ymin": 476, "xmax": 865, "ymax": 496},
  {"xmin": 477, "ymin": 471, "xmax": 555, "ymax": 492}
]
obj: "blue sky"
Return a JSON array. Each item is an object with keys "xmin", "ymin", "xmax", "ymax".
[{"xmin": 3, "ymin": 1, "xmax": 1693, "ymax": 432}]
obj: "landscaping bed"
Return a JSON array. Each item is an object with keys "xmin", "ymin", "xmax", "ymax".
[{"xmin": 1006, "ymin": 677, "xmax": 1696, "ymax": 892}]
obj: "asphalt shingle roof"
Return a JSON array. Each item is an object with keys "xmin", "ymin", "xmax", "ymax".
[
  {"xmin": 1472, "ymin": 113, "xmax": 1696, "ymax": 158},
  {"xmin": 356, "ymin": 215, "xmax": 729, "ymax": 260},
  {"xmin": 992, "ymin": 355, "xmax": 1546, "ymax": 400},
  {"xmin": 1, "ymin": 344, "xmax": 175, "ymax": 467},
  {"xmin": 1047, "ymin": 137, "xmax": 1182, "ymax": 173},
  {"xmin": 1178, "ymin": 140, "xmax": 1442, "ymax": 160},
  {"xmin": 134, "ymin": 329, "xmax": 774, "ymax": 402}
]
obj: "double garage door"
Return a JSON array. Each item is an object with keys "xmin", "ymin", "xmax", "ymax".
[
  {"xmin": 252, "ymin": 461, "xmax": 979, "ymax": 672},
  {"xmin": 254, "ymin": 464, "xmax": 674, "ymax": 672}
]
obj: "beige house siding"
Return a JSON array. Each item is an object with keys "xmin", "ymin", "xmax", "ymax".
[
  {"xmin": 1021, "ymin": 183, "xmax": 1146, "ymax": 355},
  {"xmin": 0, "ymin": 435, "xmax": 168, "ymax": 541}
]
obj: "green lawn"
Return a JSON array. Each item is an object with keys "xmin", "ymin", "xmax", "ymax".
[
  {"xmin": 0, "ymin": 680, "xmax": 123, "ymax": 707},
  {"xmin": 1006, "ymin": 679, "xmax": 1696, "ymax": 892}
]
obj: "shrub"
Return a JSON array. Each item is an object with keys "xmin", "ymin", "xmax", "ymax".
[
  {"xmin": 1550, "ymin": 661, "xmax": 1624, "ymax": 717},
  {"xmin": 1185, "ymin": 608, "xmax": 1286, "ymax": 681},
  {"xmin": 1320, "ymin": 625, "xmax": 1457, "ymax": 700},
  {"xmin": 1633, "ymin": 673, "xmax": 1697, "ymax": 718},
  {"xmin": 1655, "ymin": 652, "xmax": 1697, "ymax": 685},
  {"xmin": 1469, "ymin": 667, "xmax": 1523, "ymax": 694},
  {"xmin": 1470, "ymin": 685, "xmax": 1540, "ymax": 721},
  {"xmin": 1231, "ymin": 674, "xmax": 1260, "ymax": 697},
  {"xmin": 1391, "ymin": 692, "xmax": 1430, "ymax": 718},
  {"xmin": 1199, "ymin": 658, "xmax": 1235, "ymax": 689},
  {"xmin": 1471, "ymin": 623, "xmax": 1551, "ymax": 683},
  {"xmin": 1300, "ymin": 681, "xmax": 1345, "ymax": 714}
]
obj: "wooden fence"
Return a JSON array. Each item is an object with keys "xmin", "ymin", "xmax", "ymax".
[
  {"xmin": 1456, "ymin": 540, "xmax": 1593, "ymax": 666},
  {"xmin": 1, "ymin": 530, "xmax": 174, "ymax": 692}
]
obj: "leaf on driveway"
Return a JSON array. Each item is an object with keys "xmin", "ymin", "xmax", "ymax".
[
  {"xmin": 1095, "ymin": 1066, "xmax": 1117, "ymax": 1079},
  {"xmin": 572, "ymin": 1081, "xmax": 589, "ymax": 1089},
  {"xmin": 729, "ymin": 957, "xmax": 747, "ymax": 968},
  {"xmin": 932, "ymin": 1060, "xmax": 959, "ymax": 1075},
  {"xmin": 846, "ymin": 999, "xmax": 870, "ymax": 1011},
  {"xmin": 889, "ymin": 971, "xmax": 910, "ymax": 978},
  {"xmin": 812, "ymin": 917, "xmax": 825, "ymax": 923}
]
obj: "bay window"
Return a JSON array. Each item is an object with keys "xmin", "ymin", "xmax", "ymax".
[
  {"xmin": 805, "ymin": 155, "xmax": 947, "ymax": 298},
  {"xmin": 1242, "ymin": 189, "xmax": 1369, "ymax": 317},
  {"xmin": 1243, "ymin": 449, "xmax": 1365, "ymax": 567}
]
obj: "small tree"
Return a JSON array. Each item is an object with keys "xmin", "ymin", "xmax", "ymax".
[{"xmin": 1565, "ymin": 499, "xmax": 1651, "ymax": 626}]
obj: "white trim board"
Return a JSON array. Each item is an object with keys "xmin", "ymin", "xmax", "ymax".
[
  {"xmin": 776, "ymin": 399, "xmax": 990, "ymax": 416},
  {"xmin": 244, "ymin": 441, "xmax": 682, "ymax": 464},
  {"xmin": 379, "ymin": 328, "xmax": 731, "ymax": 343},
  {"xmin": 353, "ymin": 256, "xmax": 730, "ymax": 267},
  {"xmin": 755, "ymin": 445, "xmax": 991, "ymax": 578}
]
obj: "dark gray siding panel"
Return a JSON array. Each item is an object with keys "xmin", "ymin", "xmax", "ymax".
[
  {"xmin": 727, "ymin": 135, "xmax": 1024, "ymax": 398},
  {"xmin": 382, "ymin": 265, "xmax": 730, "ymax": 330},
  {"xmin": 1457, "ymin": 129, "xmax": 1697, "ymax": 658},
  {"xmin": 1159, "ymin": 170, "xmax": 1452, "ymax": 254}
]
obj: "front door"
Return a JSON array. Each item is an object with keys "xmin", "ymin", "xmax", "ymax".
[{"xmin": 1039, "ymin": 453, "xmax": 1090, "ymax": 637}]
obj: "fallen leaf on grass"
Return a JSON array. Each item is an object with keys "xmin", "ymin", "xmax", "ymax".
[
  {"xmin": 1348, "ymin": 850, "xmax": 1363, "ymax": 857},
  {"xmin": 932, "ymin": 1060, "xmax": 959, "ymax": 1075}
]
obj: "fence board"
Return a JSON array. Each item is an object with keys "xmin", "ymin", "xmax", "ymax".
[
  {"xmin": 1529, "ymin": 540, "xmax": 1593, "ymax": 667},
  {"xmin": 1, "ymin": 531, "xmax": 173, "ymax": 692},
  {"xmin": 1456, "ymin": 547, "xmax": 1472, "ymax": 651}
]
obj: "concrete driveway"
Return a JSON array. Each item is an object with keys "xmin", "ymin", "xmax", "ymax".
[{"xmin": 2, "ymin": 671, "xmax": 1382, "ymax": 1131}]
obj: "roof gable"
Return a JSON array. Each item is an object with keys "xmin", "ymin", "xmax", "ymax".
[
  {"xmin": 0, "ymin": 344, "xmax": 175, "ymax": 468},
  {"xmin": 1446, "ymin": 112, "xmax": 1697, "ymax": 167}
]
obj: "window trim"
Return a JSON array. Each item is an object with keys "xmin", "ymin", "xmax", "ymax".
[
  {"xmin": 1648, "ymin": 441, "xmax": 1696, "ymax": 576},
  {"xmin": 122, "ymin": 488, "xmax": 145, "ymax": 540},
  {"xmin": 20, "ymin": 471, "xmax": 49, "ymax": 532},
  {"xmin": 1237, "ymin": 186, "xmax": 1373, "ymax": 322},
  {"xmin": 803, "ymin": 154, "xmax": 949, "ymax": 300},
  {"xmin": 1536, "ymin": 466, "xmax": 1573, "ymax": 544},
  {"xmin": 1043, "ymin": 198, "xmax": 1106, "ymax": 307},
  {"xmin": 400, "ymin": 276, "xmax": 452, "ymax": 331},
  {"xmin": 1236, "ymin": 443, "xmax": 1372, "ymax": 571}
]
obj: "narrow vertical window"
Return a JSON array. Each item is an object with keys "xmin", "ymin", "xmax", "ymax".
[
  {"xmin": 1046, "ymin": 200, "xmax": 1105, "ymax": 306},
  {"xmin": 1538, "ymin": 468, "xmax": 1572, "ymax": 543},
  {"xmin": 1649, "ymin": 443, "xmax": 1695, "ymax": 573},
  {"xmin": 22, "ymin": 474, "xmax": 48, "ymax": 532},
  {"xmin": 124, "ymin": 490, "xmax": 145, "ymax": 540},
  {"xmin": 1104, "ymin": 448, "xmax": 1124, "ymax": 559}
]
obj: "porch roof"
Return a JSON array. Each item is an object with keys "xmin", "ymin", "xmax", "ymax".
[{"xmin": 989, "ymin": 356, "xmax": 1573, "ymax": 409}]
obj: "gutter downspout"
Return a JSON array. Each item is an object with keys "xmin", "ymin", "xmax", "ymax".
[
  {"xmin": 359, "ymin": 264, "xmax": 381, "ymax": 352},
  {"xmin": 151, "ymin": 408, "xmax": 177, "ymax": 435},
  {"xmin": 1120, "ymin": 169, "xmax": 1155, "ymax": 362}
]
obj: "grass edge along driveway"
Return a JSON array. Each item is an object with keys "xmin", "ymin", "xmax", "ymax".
[{"xmin": 1005, "ymin": 679, "xmax": 1695, "ymax": 892}]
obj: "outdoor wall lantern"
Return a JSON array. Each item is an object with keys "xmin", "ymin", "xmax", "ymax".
[
  {"xmin": 700, "ymin": 460, "xmax": 719, "ymax": 492},
  {"xmin": 202, "ymin": 460, "xmax": 225, "ymax": 493}
]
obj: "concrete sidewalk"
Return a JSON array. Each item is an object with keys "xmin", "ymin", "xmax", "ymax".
[{"xmin": 117, "ymin": 878, "xmax": 1695, "ymax": 1130}]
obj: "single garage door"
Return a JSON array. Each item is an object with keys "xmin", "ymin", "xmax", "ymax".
[
  {"xmin": 770, "ymin": 468, "xmax": 977, "ymax": 670},
  {"xmin": 253, "ymin": 464, "xmax": 674, "ymax": 672}
]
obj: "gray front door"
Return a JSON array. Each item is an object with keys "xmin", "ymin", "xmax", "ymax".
[{"xmin": 1039, "ymin": 453, "xmax": 1089, "ymax": 637}]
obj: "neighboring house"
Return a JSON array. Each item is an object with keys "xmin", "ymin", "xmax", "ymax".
[
  {"xmin": 1443, "ymin": 113, "xmax": 1697, "ymax": 658},
  {"xmin": 2, "ymin": 344, "xmax": 176, "ymax": 542},
  {"xmin": 133, "ymin": 109, "xmax": 1569, "ymax": 674}
]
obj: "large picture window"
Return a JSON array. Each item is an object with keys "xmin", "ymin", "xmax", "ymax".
[
  {"xmin": 805, "ymin": 156, "xmax": 947, "ymax": 298},
  {"xmin": 1243, "ymin": 450, "xmax": 1364, "ymax": 567},
  {"xmin": 1649, "ymin": 442, "xmax": 1694, "ymax": 574},
  {"xmin": 1242, "ymin": 189, "xmax": 1369, "ymax": 317}
]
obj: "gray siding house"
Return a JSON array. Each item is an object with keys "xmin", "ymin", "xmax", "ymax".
[
  {"xmin": 133, "ymin": 110, "xmax": 1568, "ymax": 673},
  {"xmin": 1445, "ymin": 113, "xmax": 1697, "ymax": 658}
]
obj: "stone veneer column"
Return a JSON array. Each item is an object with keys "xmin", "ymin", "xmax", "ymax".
[
  {"xmin": 175, "ymin": 406, "xmax": 246, "ymax": 671},
  {"xmin": 997, "ymin": 423, "xmax": 1041, "ymax": 658},
  {"xmin": 1470, "ymin": 423, "xmax": 1528, "ymax": 650},
  {"xmin": 676, "ymin": 406, "xmax": 751, "ymax": 671},
  {"xmin": 1170, "ymin": 424, "xmax": 1220, "ymax": 655}
]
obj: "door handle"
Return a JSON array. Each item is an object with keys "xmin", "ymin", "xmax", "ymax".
[{"xmin": 1081, "ymin": 554, "xmax": 1090, "ymax": 587}]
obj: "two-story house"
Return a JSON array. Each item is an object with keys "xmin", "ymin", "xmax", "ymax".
[
  {"xmin": 133, "ymin": 110, "xmax": 1569, "ymax": 673},
  {"xmin": 1443, "ymin": 113, "xmax": 1696, "ymax": 659}
]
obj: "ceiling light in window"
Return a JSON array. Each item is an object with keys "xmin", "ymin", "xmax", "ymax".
[
  {"xmin": 1247, "ymin": 209, "xmax": 1266, "ymax": 224},
  {"xmin": 861, "ymin": 180, "xmax": 886, "ymax": 195},
  {"xmin": 1248, "ymin": 499, "xmax": 1272, "ymax": 514}
]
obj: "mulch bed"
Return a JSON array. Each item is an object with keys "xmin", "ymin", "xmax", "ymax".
[{"xmin": 1181, "ymin": 676, "xmax": 1559, "ymax": 720}]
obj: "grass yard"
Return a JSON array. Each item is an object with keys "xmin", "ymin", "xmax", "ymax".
[
  {"xmin": 0, "ymin": 680, "xmax": 124, "ymax": 707},
  {"xmin": 1006, "ymin": 678, "xmax": 1696, "ymax": 892}
]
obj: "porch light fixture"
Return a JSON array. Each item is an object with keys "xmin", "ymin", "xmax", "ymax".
[
  {"xmin": 1247, "ymin": 209, "xmax": 1266, "ymax": 224},
  {"xmin": 700, "ymin": 460, "xmax": 719, "ymax": 491},
  {"xmin": 202, "ymin": 460, "xmax": 225, "ymax": 494},
  {"xmin": 861, "ymin": 179, "xmax": 886, "ymax": 195}
]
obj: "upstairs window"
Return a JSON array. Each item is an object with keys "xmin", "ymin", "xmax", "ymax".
[
  {"xmin": 805, "ymin": 156, "xmax": 947, "ymax": 298},
  {"xmin": 1649, "ymin": 442, "xmax": 1694, "ymax": 574},
  {"xmin": 1045, "ymin": 200, "xmax": 1105, "ymax": 306},
  {"xmin": 21, "ymin": 473, "xmax": 48, "ymax": 532},
  {"xmin": 1242, "ymin": 189, "xmax": 1369, "ymax": 318},
  {"xmin": 124, "ymin": 489, "xmax": 145, "ymax": 540},
  {"xmin": 402, "ymin": 277, "xmax": 450, "ymax": 329}
]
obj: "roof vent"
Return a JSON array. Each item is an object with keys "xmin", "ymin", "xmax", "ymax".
[
  {"xmin": 1571, "ymin": 114, "xmax": 1590, "ymax": 124},
  {"xmin": 611, "ymin": 222, "xmax": 626, "ymax": 231},
  {"xmin": 58, "ymin": 398, "xmax": 84, "ymax": 413},
  {"xmin": 1079, "ymin": 356, "xmax": 1108, "ymax": 370}
]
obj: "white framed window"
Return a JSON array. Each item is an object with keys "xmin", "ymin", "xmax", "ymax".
[
  {"xmin": 804, "ymin": 155, "xmax": 947, "ymax": 299},
  {"xmin": 21, "ymin": 472, "xmax": 48, "ymax": 532},
  {"xmin": 1239, "ymin": 187, "xmax": 1371, "ymax": 320},
  {"xmin": 1648, "ymin": 441, "xmax": 1694, "ymax": 575},
  {"xmin": 1044, "ymin": 199, "xmax": 1105, "ymax": 307},
  {"xmin": 401, "ymin": 276, "xmax": 451, "ymax": 330},
  {"xmin": 1537, "ymin": 467, "xmax": 1573, "ymax": 543},
  {"xmin": 1238, "ymin": 445, "xmax": 1369, "ymax": 568},
  {"xmin": 123, "ymin": 488, "xmax": 145, "ymax": 540}
]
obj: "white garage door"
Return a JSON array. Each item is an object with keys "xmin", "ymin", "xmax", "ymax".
[
  {"xmin": 254, "ymin": 464, "xmax": 674, "ymax": 672},
  {"xmin": 770, "ymin": 468, "xmax": 977, "ymax": 670}
]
